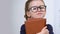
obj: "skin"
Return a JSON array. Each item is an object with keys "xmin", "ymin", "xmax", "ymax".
[
  {"xmin": 27, "ymin": 0, "xmax": 46, "ymax": 18},
  {"xmin": 26, "ymin": 0, "xmax": 49, "ymax": 34}
]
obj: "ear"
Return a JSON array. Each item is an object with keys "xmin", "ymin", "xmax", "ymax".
[{"xmin": 26, "ymin": 11, "xmax": 31, "ymax": 17}]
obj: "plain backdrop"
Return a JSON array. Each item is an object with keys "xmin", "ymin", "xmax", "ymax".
[{"xmin": 0, "ymin": 0, "xmax": 60, "ymax": 34}]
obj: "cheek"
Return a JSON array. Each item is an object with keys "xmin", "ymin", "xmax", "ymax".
[
  {"xmin": 43, "ymin": 12, "xmax": 46, "ymax": 15},
  {"xmin": 30, "ymin": 12, "xmax": 37, "ymax": 17},
  {"xmin": 30, "ymin": 12, "xmax": 35, "ymax": 16},
  {"xmin": 41, "ymin": 12, "xmax": 46, "ymax": 16}
]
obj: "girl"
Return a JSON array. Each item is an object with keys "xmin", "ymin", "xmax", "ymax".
[{"xmin": 20, "ymin": 0, "xmax": 54, "ymax": 34}]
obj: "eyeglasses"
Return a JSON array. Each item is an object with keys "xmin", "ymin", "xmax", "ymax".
[{"xmin": 28, "ymin": 5, "xmax": 46, "ymax": 12}]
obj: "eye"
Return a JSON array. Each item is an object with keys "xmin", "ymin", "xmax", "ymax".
[
  {"xmin": 29, "ymin": 6, "xmax": 38, "ymax": 12},
  {"xmin": 31, "ymin": 7, "xmax": 37, "ymax": 10},
  {"xmin": 40, "ymin": 5, "xmax": 46, "ymax": 9}
]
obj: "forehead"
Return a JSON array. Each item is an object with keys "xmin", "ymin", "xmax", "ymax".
[{"xmin": 29, "ymin": 0, "xmax": 44, "ymax": 8}]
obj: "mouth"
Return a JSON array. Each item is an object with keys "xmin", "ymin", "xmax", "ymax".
[{"xmin": 37, "ymin": 13, "xmax": 43, "ymax": 15}]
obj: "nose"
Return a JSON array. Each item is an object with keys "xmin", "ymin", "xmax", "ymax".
[{"xmin": 37, "ymin": 8, "xmax": 41, "ymax": 12}]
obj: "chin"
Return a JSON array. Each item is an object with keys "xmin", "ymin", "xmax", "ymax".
[
  {"xmin": 33, "ymin": 16, "xmax": 44, "ymax": 18},
  {"xmin": 32, "ymin": 15, "xmax": 44, "ymax": 18},
  {"xmin": 36, "ymin": 15, "xmax": 44, "ymax": 18}
]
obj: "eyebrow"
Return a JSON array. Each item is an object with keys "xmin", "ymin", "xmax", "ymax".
[
  {"xmin": 30, "ymin": 5, "xmax": 45, "ymax": 7},
  {"xmin": 29, "ymin": 5, "xmax": 46, "ymax": 9}
]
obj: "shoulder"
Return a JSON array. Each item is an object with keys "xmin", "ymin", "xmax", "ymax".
[
  {"xmin": 47, "ymin": 24, "xmax": 53, "ymax": 31},
  {"xmin": 20, "ymin": 24, "xmax": 25, "ymax": 31},
  {"xmin": 46, "ymin": 24, "xmax": 54, "ymax": 34},
  {"xmin": 20, "ymin": 24, "xmax": 26, "ymax": 34}
]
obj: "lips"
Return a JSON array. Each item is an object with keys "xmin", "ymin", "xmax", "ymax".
[{"xmin": 37, "ymin": 13, "xmax": 42, "ymax": 15}]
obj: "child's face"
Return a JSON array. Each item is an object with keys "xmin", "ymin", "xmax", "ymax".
[{"xmin": 27, "ymin": 0, "xmax": 46, "ymax": 18}]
